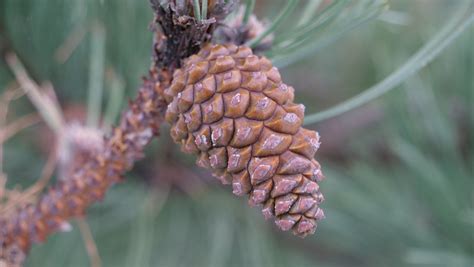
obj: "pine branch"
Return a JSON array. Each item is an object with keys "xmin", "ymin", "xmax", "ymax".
[
  {"xmin": 0, "ymin": 1, "xmax": 230, "ymax": 265},
  {"xmin": 0, "ymin": 64, "xmax": 167, "ymax": 265}
]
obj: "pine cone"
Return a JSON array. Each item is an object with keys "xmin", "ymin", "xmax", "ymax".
[{"xmin": 163, "ymin": 43, "xmax": 325, "ymax": 237}]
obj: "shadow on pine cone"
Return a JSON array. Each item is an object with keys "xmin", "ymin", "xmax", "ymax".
[{"xmin": 163, "ymin": 43, "xmax": 325, "ymax": 237}]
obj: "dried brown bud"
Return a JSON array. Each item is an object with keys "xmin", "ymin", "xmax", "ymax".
[
  {"xmin": 214, "ymin": 7, "xmax": 274, "ymax": 53},
  {"xmin": 164, "ymin": 44, "xmax": 325, "ymax": 237}
]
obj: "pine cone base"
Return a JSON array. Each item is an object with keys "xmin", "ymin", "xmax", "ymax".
[{"xmin": 164, "ymin": 43, "xmax": 325, "ymax": 237}]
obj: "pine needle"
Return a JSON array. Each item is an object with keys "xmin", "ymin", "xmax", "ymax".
[
  {"xmin": 5, "ymin": 53, "xmax": 64, "ymax": 135},
  {"xmin": 246, "ymin": 0, "xmax": 299, "ymax": 48},
  {"xmin": 77, "ymin": 218, "xmax": 102, "ymax": 267},
  {"xmin": 86, "ymin": 22, "xmax": 106, "ymax": 128},
  {"xmin": 201, "ymin": 0, "xmax": 208, "ymax": 20},
  {"xmin": 243, "ymin": 0, "xmax": 256, "ymax": 26},
  {"xmin": 304, "ymin": 1, "xmax": 474, "ymax": 125},
  {"xmin": 193, "ymin": 0, "xmax": 202, "ymax": 21}
]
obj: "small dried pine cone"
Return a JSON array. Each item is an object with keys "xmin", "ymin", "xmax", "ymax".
[{"xmin": 163, "ymin": 43, "xmax": 325, "ymax": 237}]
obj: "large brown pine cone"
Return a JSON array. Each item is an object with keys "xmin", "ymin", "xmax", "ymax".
[{"xmin": 163, "ymin": 43, "xmax": 325, "ymax": 237}]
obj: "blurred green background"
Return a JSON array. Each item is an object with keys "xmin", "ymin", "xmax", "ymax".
[{"xmin": 0, "ymin": 0, "xmax": 473, "ymax": 266}]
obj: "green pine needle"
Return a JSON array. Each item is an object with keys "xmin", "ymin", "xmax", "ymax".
[
  {"xmin": 304, "ymin": 1, "xmax": 474, "ymax": 125},
  {"xmin": 246, "ymin": 0, "xmax": 299, "ymax": 48},
  {"xmin": 243, "ymin": 0, "xmax": 256, "ymax": 26},
  {"xmin": 201, "ymin": 0, "xmax": 208, "ymax": 20},
  {"xmin": 86, "ymin": 23, "xmax": 106, "ymax": 128},
  {"xmin": 298, "ymin": 0, "xmax": 323, "ymax": 26},
  {"xmin": 193, "ymin": 0, "xmax": 201, "ymax": 21},
  {"xmin": 270, "ymin": 0, "xmax": 387, "ymax": 66},
  {"xmin": 272, "ymin": 0, "xmax": 349, "ymax": 51},
  {"xmin": 103, "ymin": 70, "xmax": 125, "ymax": 127}
]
